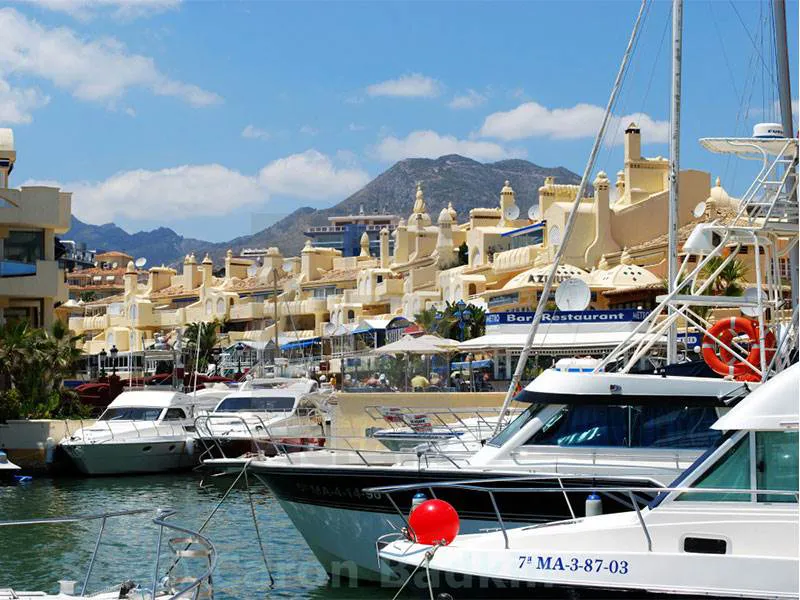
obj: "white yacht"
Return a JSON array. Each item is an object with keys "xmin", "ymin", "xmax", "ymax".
[
  {"xmin": 379, "ymin": 363, "xmax": 799, "ymax": 598},
  {"xmin": 60, "ymin": 389, "xmax": 220, "ymax": 475},
  {"xmin": 195, "ymin": 378, "xmax": 330, "ymax": 459},
  {"xmin": 240, "ymin": 369, "xmax": 746, "ymax": 581},
  {"xmin": 0, "ymin": 450, "xmax": 21, "ymax": 479}
]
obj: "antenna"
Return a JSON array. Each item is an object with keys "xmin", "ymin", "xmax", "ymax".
[
  {"xmin": 555, "ymin": 277, "xmax": 591, "ymax": 311},
  {"xmin": 692, "ymin": 201, "xmax": 707, "ymax": 219},
  {"xmin": 503, "ymin": 205, "xmax": 520, "ymax": 221},
  {"xmin": 111, "ymin": 261, "xmax": 118, "ymax": 269},
  {"xmin": 246, "ymin": 263, "xmax": 258, "ymax": 277},
  {"xmin": 528, "ymin": 205, "xmax": 540, "ymax": 221},
  {"xmin": 134, "ymin": 257, "xmax": 147, "ymax": 268}
]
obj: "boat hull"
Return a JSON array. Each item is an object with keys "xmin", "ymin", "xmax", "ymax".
[
  {"xmin": 60, "ymin": 439, "xmax": 195, "ymax": 475},
  {"xmin": 250, "ymin": 464, "xmax": 657, "ymax": 582},
  {"xmin": 198, "ymin": 436, "xmax": 326, "ymax": 459}
]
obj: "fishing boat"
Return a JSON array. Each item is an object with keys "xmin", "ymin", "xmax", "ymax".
[
  {"xmin": 60, "ymin": 389, "xmax": 221, "ymax": 475},
  {"xmin": 0, "ymin": 507, "xmax": 216, "ymax": 599},
  {"xmin": 378, "ymin": 363, "xmax": 799, "ymax": 598},
  {"xmin": 194, "ymin": 378, "xmax": 330, "ymax": 459}
]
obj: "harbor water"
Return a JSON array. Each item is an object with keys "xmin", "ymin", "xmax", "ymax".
[{"xmin": 0, "ymin": 474, "xmax": 386, "ymax": 599}]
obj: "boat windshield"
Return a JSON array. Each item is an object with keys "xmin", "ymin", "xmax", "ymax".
[
  {"xmin": 99, "ymin": 407, "xmax": 165, "ymax": 421},
  {"xmin": 486, "ymin": 404, "xmax": 547, "ymax": 447},
  {"xmin": 216, "ymin": 396, "xmax": 295, "ymax": 413},
  {"xmin": 524, "ymin": 404, "xmax": 721, "ymax": 449}
]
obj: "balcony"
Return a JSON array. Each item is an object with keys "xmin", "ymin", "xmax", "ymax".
[
  {"xmin": 0, "ymin": 259, "xmax": 62, "ymax": 298},
  {"xmin": 0, "ymin": 186, "xmax": 71, "ymax": 232},
  {"xmin": 229, "ymin": 301, "xmax": 264, "ymax": 321},
  {"xmin": 0, "ymin": 259, "xmax": 37, "ymax": 277}
]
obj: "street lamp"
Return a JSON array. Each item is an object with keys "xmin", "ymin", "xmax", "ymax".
[
  {"xmin": 454, "ymin": 299, "xmax": 473, "ymax": 342},
  {"xmin": 99, "ymin": 348, "xmax": 107, "ymax": 378},
  {"xmin": 110, "ymin": 345, "xmax": 118, "ymax": 376}
]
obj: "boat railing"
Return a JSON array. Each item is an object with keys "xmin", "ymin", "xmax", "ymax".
[
  {"xmin": 0, "ymin": 507, "xmax": 217, "ymax": 599},
  {"xmin": 63, "ymin": 418, "xmax": 190, "ymax": 443},
  {"xmin": 194, "ymin": 413, "xmax": 282, "ymax": 460},
  {"xmin": 365, "ymin": 475, "xmax": 799, "ymax": 553},
  {"xmin": 507, "ymin": 446, "xmax": 692, "ymax": 473}
]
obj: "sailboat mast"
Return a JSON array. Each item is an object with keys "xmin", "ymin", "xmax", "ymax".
[
  {"xmin": 772, "ymin": 0, "xmax": 798, "ymax": 312},
  {"xmin": 667, "ymin": 0, "xmax": 683, "ymax": 365}
]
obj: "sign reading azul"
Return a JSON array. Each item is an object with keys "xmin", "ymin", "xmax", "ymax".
[{"xmin": 486, "ymin": 309, "xmax": 651, "ymax": 326}]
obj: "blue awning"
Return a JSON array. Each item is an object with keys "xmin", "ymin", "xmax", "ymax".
[
  {"xmin": 450, "ymin": 358, "xmax": 493, "ymax": 369},
  {"xmin": 281, "ymin": 337, "xmax": 321, "ymax": 350}
]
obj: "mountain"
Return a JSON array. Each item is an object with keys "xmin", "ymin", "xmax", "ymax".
[
  {"xmin": 64, "ymin": 155, "xmax": 581, "ymax": 266},
  {"xmin": 64, "ymin": 217, "xmax": 210, "ymax": 267}
]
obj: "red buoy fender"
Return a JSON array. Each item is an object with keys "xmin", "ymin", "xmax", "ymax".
[
  {"xmin": 702, "ymin": 317, "xmax": 775, "ymax": 381},
  {"xmin": 407, "ymin": 499, "xmax": 460, "ymax": 546}
]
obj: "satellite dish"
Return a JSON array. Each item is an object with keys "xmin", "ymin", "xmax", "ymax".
[
  {"xmin": 323, "ymin": 323, "xmax": 337, "ymax": 337},
  {"xmin": 693, "ymin": 201, "xmax": 707, "ymax": 219},
  {"xmin": 283, "ymin": 261, "xmax": 295, "ymax": 273},
  {"xmin": 503, "ymin": 205, "xmax": 520, "ymax": 221},
  {"xmin": 528, "ymin": 205, "xmax": 540, "ymax": 221},
  {"xmin": 555, "ymin": 277, "xmax": 591, "ymax": 311},
  {"xmin": 246, "ymin": 264, "xmax": 258, "ymax": 277},
  {"xmin": 134, "ymin": 257, "xmax": 147, "ymax": 268},
  {"xmin": 111, "ymin": 262, "xmax": 118, "ymax": 269},
  {"xmin": 741, "ymin": 287, "xmax": 767, "ymax": 318}
]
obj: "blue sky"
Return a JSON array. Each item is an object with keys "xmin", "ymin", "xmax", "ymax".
[{"xmin": 2, "ymin": 0, "xmax": 797, "ymax": 242}]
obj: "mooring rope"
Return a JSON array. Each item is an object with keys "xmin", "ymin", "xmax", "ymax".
[
  {"xmin": 244, "ymin": 467, "xmax": 276, "ymax": 588},
  {"xmin": 390, "ymin": 542, "xmax": 444, "ymax": 600}
]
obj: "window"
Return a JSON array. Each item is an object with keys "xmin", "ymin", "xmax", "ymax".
[
  {"xmin": 99, "ymin": 407, "xmax": 164, "ymax": 421},
  {"xmin": 4, "ymin": 230, "xmax": 44, "ymax": 264},
  {"xmin": 216, "ymin": 396, "xmax": 295, "ymax": 413},
  {"xmin": 679, "ymin": 431, "xmax": 799, "ymax": 503},
  {"xmin": 756, "ymin": 431, "xmax": 798, "ymax": 502},
  {"xmin": 523, "ymin": 404, "xmax": 721, "ymax": 449},
  {"xmin": 678, "ymin": 435, "xmax": 751, "ymax": 502},
  {"xmin": 163, "ymin": 408, "xmax": 187, "ymax": 421},
  {"xmin": 486, "ymin": 403, "xmax": 547, "ymax": 447}
]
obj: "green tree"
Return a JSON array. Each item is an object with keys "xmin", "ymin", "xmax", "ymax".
[
  {"xmin": 79, "ymin": 290, "xmax": 97, "ymax": 303},
  {"xmin": 457, "ymin": 242, "xmax": 469, "ymax": 266},
  {"xmin": 0, "ymin": 320, "xmax": 87, "ymax": 419},
  {"xmin": 701, "ymin": 256, "xmax": 748, "ymax": 297},
  {"xmin": 183, "ymin": 320, "xmax": 221, "ymax": 373}
]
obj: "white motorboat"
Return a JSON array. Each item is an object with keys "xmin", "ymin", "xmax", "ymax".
[
  {"xmin": 195, "ymin": 378, "xmax": 330, "ymax": 459},
  {"xmin": 0, "ymin": 450, "xmax": 21, "ymax": 479},
  {"xmin": 379, "ymin": 363, "xmax": 800, "ymax": 599},
  {"xmin": 60, "ymin": 389, "xmax": 221, "ymax": 475},
  {"xmin": 0, "ymin": 507, "xmax": 216, "ymax": 599},
  {"xmin": 239, "ymin": 369, "xmax": 746, "ymax": 581}
]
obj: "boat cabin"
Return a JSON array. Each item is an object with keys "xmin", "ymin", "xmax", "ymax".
[{"xmin": 98, "ymin": 390, "xmax": 218, "ymax": 423}]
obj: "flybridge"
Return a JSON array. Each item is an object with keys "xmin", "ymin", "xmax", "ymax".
[{"xmin": 486, "ymin": 309, "xmax": 650, "ymax": 326}]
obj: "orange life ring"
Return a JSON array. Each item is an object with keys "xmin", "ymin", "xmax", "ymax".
[{"xmin": 702, "ymin": 317, "xmax": 776, "ymax": 381}]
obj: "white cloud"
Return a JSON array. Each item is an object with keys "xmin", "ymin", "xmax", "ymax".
[
  {"xmin": 348, "ymin": 122, "xmax": 365, "ymax": 132},
  {"xmin": 299, "ymin": 125, "xmax": 319, "ymax": 136},
  {"xmin": 0, "ymin": 8, "xmax": 220, "ymax": 107},
  {"xmin": 344, "ymin": 95, "xmax": 364, "ymax": 105},
  {"xmin": 27, "ymin": 151, "xmax": 370, "ymax": 224},
  {"xmin": 258, "ymin": 150, "xmax": 369, "ymax": 199},
  {"xmin": 241, "ymin": 124, "xmax": 270, "ymax": 140},
  {"xmin": 0, "ymin": 78, "xmax": 49, "ymax": 124},
  {"xmin": 448, "ymin": 89, "xmax": 486, "ymax": 110},
  {"xmin": 479, "ymin": 101, "xmax": 668, "ymax": 145},
  {"xmin": 366, "ymin": 73, "xmax": 441, "ymax": 98},
  {"xmin": 374, "ymin": 130, "xmax": 522, "ymax": 162},
  {"xmin": 31, "ymin": 0, "xmax": 181, "ymax": 20}
]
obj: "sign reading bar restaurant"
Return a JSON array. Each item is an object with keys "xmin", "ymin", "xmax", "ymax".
[{"xmin": 486, "ymin": 309, "xmax": 650, "ymax": 327}]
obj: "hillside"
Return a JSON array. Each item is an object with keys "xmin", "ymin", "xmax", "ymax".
[{"xmin": 65, "ymin": 155, "xmax": 580, "ymax": 266}]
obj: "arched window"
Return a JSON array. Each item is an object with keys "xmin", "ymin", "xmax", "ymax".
[
  {"xmin": 205, "ymin": 300, "xmax": 212, "ymax": 315},
  {"xmin": 216, "ymin": 298, "xmax": 225, "ymax": 314},
  {"xmin": 468, "ymin": 283, "xmax": 477, "ymax": 296},
  {"xmin": 347, "ymin": 310, "xmax": 355, "ymax": 321}
]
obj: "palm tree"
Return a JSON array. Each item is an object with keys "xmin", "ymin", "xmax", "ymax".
[
  {"xmin": 413, "ymin": 307, "xmax": 441, "ymax": 335},
  {"xmin": 183, "ymin": 320, "xmax": 220, "ymax": 373},
  {"xmin": 701, "ymin": 256, "xmax": 748, "ymax": 296}
]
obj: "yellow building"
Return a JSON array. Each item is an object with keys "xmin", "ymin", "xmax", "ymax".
[{"xmin": 0, "ymin": 129, "xmax": 71, "ymax": 328}]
